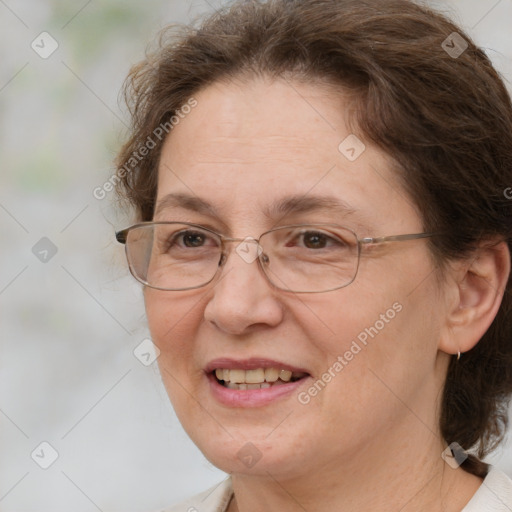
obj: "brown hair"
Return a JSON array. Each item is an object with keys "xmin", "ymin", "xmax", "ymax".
[{"xmin": 116, "ymin": 0, "xmax": 512, "ymax": 477}]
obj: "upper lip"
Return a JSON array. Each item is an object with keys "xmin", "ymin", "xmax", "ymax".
[{"xmin": 205, "ymin": 358, "xmax": 311, "ymax": 374}]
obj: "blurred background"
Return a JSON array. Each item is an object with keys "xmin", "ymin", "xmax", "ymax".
[{"xmin": 1, "ymin": 0, "xmax": 511, "ymax": 511}]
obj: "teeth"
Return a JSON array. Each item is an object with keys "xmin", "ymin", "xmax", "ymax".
[
  {"xmin": 229, "ymin": 369, "xmax": 246, "ymax": 384},
  {"xmin": 264, "ymin": 368, "xmax": 279, "ymax": 382},
  {"xmin": 225, "ymin": 382, "xmax": 272, "ymax": 390},
  {"xmin": 279, "ymin": 370, "xmax": 292, "ymax": 382},
  {"xmin": 214, "ymin": 367, "xmax": 305, "ymax": 385},
  {"xmin": 246, "ymin": 369, "xmax": 265, "ymax": 383}
]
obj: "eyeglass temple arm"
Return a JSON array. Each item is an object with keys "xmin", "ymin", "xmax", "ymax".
[{"xmin": 360, "ymin": 232, "xmax": 435, "ymax": 245}]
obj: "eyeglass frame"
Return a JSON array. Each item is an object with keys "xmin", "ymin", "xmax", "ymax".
[{"xmin": 116, "ymin": 221, "xmax": 437, "ymax": 293}]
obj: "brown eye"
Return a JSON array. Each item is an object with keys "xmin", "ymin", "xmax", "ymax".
[
  {"xmin": 164, "ymin": 229, "xmax": 218, "ymax": 252},
  {"xmin": 181, "ymin": 232, "xmax": 206, "ymax": 247},
  {"xmin": 302, "ymin": 232, "xmax": 328, "ymax": 249},
  {"xmin": 297, "ymin": 230, "xmax": 348, "ymax": 250}
]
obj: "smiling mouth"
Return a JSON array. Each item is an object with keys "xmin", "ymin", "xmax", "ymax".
[{"xmin": 213, "ymin": 368, "xmax": 309, "ymax": 390}]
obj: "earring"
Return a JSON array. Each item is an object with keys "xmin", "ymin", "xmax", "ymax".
[{"xmin": 457, "ymin": 350, "xmax": 461, "ymax": 361}]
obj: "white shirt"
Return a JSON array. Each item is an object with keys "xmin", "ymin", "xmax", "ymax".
[
  {"xmin": 160, "ymin": 466, "xmax": 512, "ymax": 512},
  {"xmin": 464, "ymin": 467, "xmax": 512, "ymax": 511}
]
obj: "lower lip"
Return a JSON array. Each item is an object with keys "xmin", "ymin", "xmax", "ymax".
[{"xmin": 207, "ymin": 373, "xmax": 310, "ymax": 408}]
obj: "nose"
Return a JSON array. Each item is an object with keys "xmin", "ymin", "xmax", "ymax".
[{"xmin": 203, "ymin": 240, "xmax": 284, "ymax": 335}]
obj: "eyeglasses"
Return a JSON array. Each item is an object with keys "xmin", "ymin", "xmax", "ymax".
[{"xmin": 115, "ymin": 222, "xmax": 435, "ymax": 293}]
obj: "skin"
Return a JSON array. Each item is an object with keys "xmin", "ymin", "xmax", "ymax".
[{"xmin": 144, "ymin": 77, "xmax": 510, "ymax": 511}]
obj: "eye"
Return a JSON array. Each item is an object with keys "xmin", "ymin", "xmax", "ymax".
[
  {"xmin": 289, "ymin": 229, "xmax": 347, "ymax": 250},
  {"xmin": 164, "ymin": 229, "xmax": 218, "ymax": 251},
  {"xmin": 301, "ymin": 231, "xmax": 331, "ymax": 249},
  {"xmin": 179, "ymin": 231, "xmax": 208, "ymax": 248}
]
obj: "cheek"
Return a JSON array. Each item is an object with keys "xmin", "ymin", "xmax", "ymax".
[
  {"xmin": 299, "ymin": 273, "xmax": 439, "ymax": 405},
  {"xmin": 295, "ymin": 303, "xmax": 434, "ymax": 450},
  {"xmin": 145, "ymin": 287, "xmax": 202, "ymax": 337},
  {"xmin": 297, "ymin": 279, "xmax": 408, "ymax": 361},
  {"xmin": 144, "ymin": 291, "xmax": 211, "ymax": 432},
  {"xmin": 144, "ymin": 289, "xmax": 203, "ymax": 379}
]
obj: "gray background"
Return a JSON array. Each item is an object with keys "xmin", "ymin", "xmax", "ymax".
[{"xmin": 1, "ymin": 0, "xmax": 511, "ymax": 511}]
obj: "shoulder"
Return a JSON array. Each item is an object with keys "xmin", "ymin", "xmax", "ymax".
[
  {"xmin": 157, "ymin": 478, "xmax": 233, "ymax": 512},
  {"xmin": 463, "ymin": 466, "xmax": 512, "ymax": 511}
]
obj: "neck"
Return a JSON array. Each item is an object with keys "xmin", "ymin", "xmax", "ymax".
[{"xmin": 228, "ymin": 421, "xmax": 483, "ymax": 512}]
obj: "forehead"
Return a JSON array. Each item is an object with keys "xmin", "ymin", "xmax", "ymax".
[
  {"xmin": 163, "ymin": 78, "xmax": 349, "ymax": 161},
  {"xmin": 155, "ymin": 78, "xmax": 421, "ymax": 232}
]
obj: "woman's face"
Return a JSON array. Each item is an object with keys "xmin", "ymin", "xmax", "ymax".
[{"xmin": 146, "ymin": 78, "xmax": 450, "ymax": 478}]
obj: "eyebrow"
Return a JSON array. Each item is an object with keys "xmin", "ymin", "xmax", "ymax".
[{"xmin": 154, "ymin": 192, "xmax": 358, "ymax": 223}]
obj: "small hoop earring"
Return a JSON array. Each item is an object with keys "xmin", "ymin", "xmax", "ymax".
[{"xmin": 457, "ymin": 350, "xmax": 461, "ymax": 361}]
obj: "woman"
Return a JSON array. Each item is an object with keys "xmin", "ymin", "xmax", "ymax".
[{"xmin": 114, "ymin": 0, "xmax": 512, "ymax": 510}]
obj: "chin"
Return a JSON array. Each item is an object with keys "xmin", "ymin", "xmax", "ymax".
[{"xmin": 183, "ymin": 421, "xmax": 316, "ymax": 479}]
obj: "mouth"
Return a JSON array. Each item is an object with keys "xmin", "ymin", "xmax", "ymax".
[
  {"xmin": 205, "ymin": 358, "xmax": 311, "ymax": 407},
  {"xmin": 212, "ymin": 367, "xmax": 309, "ymax": 390}
]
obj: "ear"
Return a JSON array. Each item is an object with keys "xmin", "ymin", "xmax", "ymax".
[{"xmin": 438, "ymin": 240, "xmax": 511, "ymax": 356}]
